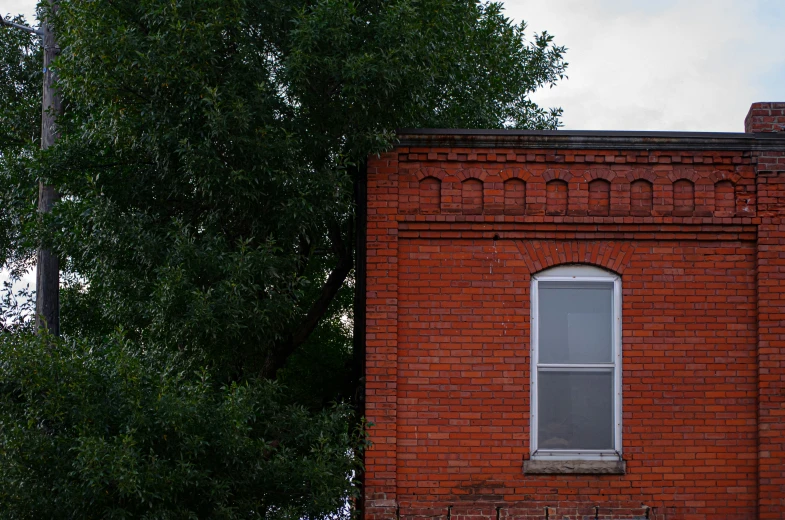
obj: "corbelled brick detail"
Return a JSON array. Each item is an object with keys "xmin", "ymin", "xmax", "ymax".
[
  {"xmin": 398, "ymin": 158, "xmax": 756, "ymax": 220},
  {"xmin": 365, "ymin": 104, "xmax": 785, "ymax": 520}
]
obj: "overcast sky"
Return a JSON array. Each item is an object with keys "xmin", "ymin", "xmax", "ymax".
[
  {"xmin": 2, "ymin": 0, "xmax": 784, "ymax": 290},
  {"xmin": 510, "ymin": 0, "xmax": 785, "ymax": 131},
  {"xmin": 3, "ymin": 0, "xmax": 783, "ymax": 131}
]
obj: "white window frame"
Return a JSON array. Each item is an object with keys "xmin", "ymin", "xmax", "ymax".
[{"xmin": 530, "ymin": 265, "xmax": 622, "ymax": 461}]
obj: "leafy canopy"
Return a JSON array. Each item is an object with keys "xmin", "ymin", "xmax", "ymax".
[
  {"xmin": 0, "ymin": 0, "xmax": 565, "ymax": 517},
  {"xmin": 0, "ymin": 331, "xmax": 364, "ymax": 519}
]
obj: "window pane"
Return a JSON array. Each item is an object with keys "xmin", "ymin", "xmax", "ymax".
[
  {"xmin": 537, "ymin": 370, "xmax": 614, "ymax": 450},
  {"xmin": 538, "ymin": 281, "xmax": 613, "ymax": 364}
]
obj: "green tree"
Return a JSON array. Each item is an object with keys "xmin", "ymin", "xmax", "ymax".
[
  {"xmin": 0, "ymin": 1, "xmax": 566, "ymax": 517},
  {"xmin": 0, "ymin": 330, "xmax": 365, "ymax": 519},
  {"xmin": 0, "ymin": 14, "xmax": 41, "ymax": 278}
]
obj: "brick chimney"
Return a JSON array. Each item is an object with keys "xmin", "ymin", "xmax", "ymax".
[
  {"xmin": 746, "ymin": 102, "xmax": 785, "ymax": 177},
  {"xmin": 745, "ymin": 102, "xmax": 785, "ymax": 133}
]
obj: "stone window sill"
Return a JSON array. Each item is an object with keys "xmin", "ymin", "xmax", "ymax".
[{"xmin": 523, "ymin": 459, "xmax": 626, "ymax": 475}]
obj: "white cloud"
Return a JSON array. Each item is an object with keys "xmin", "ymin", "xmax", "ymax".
[
  {"xmin": 506, "ymin": 0, "xmax": 785, "ymax": 131},
  {"xmin": 0, "ymin": 0, "xmax": 37, "ymax": 24}
]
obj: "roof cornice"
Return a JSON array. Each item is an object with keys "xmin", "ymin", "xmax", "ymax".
[{"xmin": 395, "ymin": 129, "xmax": 785, "ymax": 152}]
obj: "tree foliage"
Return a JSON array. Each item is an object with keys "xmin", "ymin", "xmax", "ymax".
[
  {"xmin": 0, "ymin": 0, "xmax": 566, "ymax": 517},
  {"xmin": 0, "ymin": 15, "xmax": 41, "ymax": 277},
  {"xmin": 0, "ymin": 331, "xmax": 363, "ymax": 519},
  {"xmin": 0, "ymin": 15, "xmax": 40, "ymax": 149}
]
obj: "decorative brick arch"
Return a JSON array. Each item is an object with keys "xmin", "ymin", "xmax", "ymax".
[
  {"xmin": 515, "ymin": 240, "xmax": 636, "ymax": 276},
  {"xmin": 626, "ymin": 168, "xmax": 657, "ymax": 183},
  {"xmin": 542, "ymin": 168, "xmax": 574, "ymax": 182},
  {"xmin": 709, "ymin": 169, "xmax": 742, "ymax": 184},
  {"xmin": 667, "ymin": 167, "xmax": 699, "ymax": 183},
  {"xmin": 499, "ymin": 167, "xmax": 532, "ymax": 182},
  {"xmin": 673, "ymin": 177, "xmax": 696, "ymax": 188},
  {"xmin": 455, "ymin": 167, "xmax": 488, "ymax": 181},
  {"xmin": 413, "ymin": 167, "xmax": 447, "ymax": 181},
  {"xmin": 586, "ymin": 167, "xmax": 617, "ymax": 182}
]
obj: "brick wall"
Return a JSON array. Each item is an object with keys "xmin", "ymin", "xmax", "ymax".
[
  {"xmin": 751, "ymin": 102, "xmax": 785, "ymax": 519},
  {"xmin": 365, "ymin": 105, "xmax": 785, "ymax": 520}
]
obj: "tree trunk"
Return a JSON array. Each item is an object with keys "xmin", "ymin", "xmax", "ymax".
[{"xmin": 35, "ymin": 1, "xmax": 62, "ymax": 336}]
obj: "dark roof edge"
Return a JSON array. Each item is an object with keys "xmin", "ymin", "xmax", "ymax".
[{"xmin": 396, "ymin": 129, "xmax": 785, "ymax": 151}]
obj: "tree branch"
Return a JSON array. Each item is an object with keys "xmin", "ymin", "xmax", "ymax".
[
  {"xmin": 294, "ymin": 233, "xmax": 312, "ymax": 280},
  {"xmin": 291, "ymin": 237, "xmax": 351, "ymax": 349},
  {"xmin": 267, "ymin": 217, "xmax": 354, "ymax": 376}
]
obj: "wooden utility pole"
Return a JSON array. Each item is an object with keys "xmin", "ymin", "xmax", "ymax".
[
  {"xmin": 35, "ymin": 1, "xmax": 62, "ymax": 336},
  {"xmin": 1, "ymin": 3, "xmax": 62, "ymax": 336}
]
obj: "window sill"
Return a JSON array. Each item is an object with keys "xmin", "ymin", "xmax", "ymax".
[{"xmin": 523, "ymin": 459, "xmax": 626, "ymax": 475}]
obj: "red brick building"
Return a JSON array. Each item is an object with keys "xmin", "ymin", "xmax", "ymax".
[{"xmin": 363, "ymin": 103, "xmax": 785, "ymax": 520}]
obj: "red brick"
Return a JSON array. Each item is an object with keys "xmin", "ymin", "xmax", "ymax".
[{"xmin": 365, "ymin": 103, "xmax": 785, "ymax": 520}]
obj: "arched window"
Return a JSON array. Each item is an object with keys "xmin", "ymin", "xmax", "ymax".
[
  {"xmin": 673, "ymin": 179, "xmax": 694, "ymax": 215},
  {"xmin": 546, "ymin": 179, "xmax": 568, "ymax": 215},
  {"xmin": 461, "ymin": 178, "xmax": 483, "ymax": 214},
  {"xmin": 630, "ymin": 179, "xmax": 653, "ymax": 215},
  {"xmin": 529, "ymin": 265, "xmax": 622, "ymax": 466},
  {"xmin": 588, "ymin": 179, "xmax": 610, "ymax": 216},
  {"xmin": 714, "ymin": 180, "xmax": 735, "ymax": 215},
  {"xmin": 503, "ymin": 178, "xmax": 526, "ymax": 214},
  {"xmin": 419, "ymin": 176, "xmax": 441, "ymax": 214}
]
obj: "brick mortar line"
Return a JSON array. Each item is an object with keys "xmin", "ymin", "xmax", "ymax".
[{"xmin": 397, "ymin": 233, "xmax": 757, "ymax": 241}]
